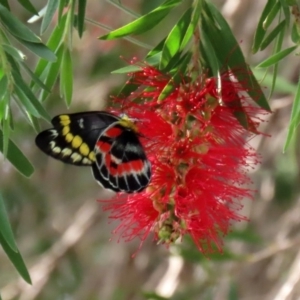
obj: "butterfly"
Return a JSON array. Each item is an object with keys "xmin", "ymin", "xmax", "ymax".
[{"xmin": 35, "ymin": 111, "xmax": 151, "ymax": 193}]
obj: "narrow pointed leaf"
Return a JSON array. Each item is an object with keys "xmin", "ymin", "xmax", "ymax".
[
  {"xmin": 0, "ymin": 75, "xmax": 8, "ymax": 102},
  {"xmin": 18, "ymin": 40, "xmax": 56, "ymax": 62},
  {"xmin": 268, "ymin": 23, "xmax": 284, "ymax": 99},
  {"xmin": 284, "ymin": 77, "xmax": 300, "ymax": 151},
  {"xmin": 112, "ymin": 52, "xmax": 161, "ymax": 73},
  {"xmin": 0, "ymin": 0, "xmax": 9, "ymax": 9},
  {"xmin": 21, "ymin": 62, "xmax": 50, "ymax": 92},
  {"xmin": 147, "ymin": 38, "xmax": 166, "ymax": 58},
  {"xmin": 252, "ymin": 0, "xmax": 276, "ymax": 53},
  {"xmin": 260, "ymin": 20, "xmax": 286, "ymax": 50},
  {"xmin": 77, "ymin": 0, "xmax": 87, "ymax": 37},
  {"xmin": 0, "ymin": 193, "xmax": 18, "ymax": 251},
  {"xmin": 12, "ymin": 70, "xmax": 51, "ymax": 121},
  {"xmin": 2, "ymin": 107, "xmax": 9, "ymax": 157},
  {"xmin": 17, "ymin": 0, "xmax": 38, "ymax": 15},
  {"xmin": 14, "ymin": 85, "xmax": 41, "ymax": 118},
  {"xmin": 60, "ymin": 47, "xmax": 73, "ymax": 106},
  {"xmin": 200, "ymin": 30, "xmax": 221, "ymax": 77},
  {"xmin": 100, "ymin": 0, "xmax": 182, "ymax": 39},
  {"xmin": 158, "ymin": 52, "xmax": 192, "ymax": 101},
  {"xmin": 0, "ymin": 232, "xmax": 31, "ymax": 283},
  {"xmin": 180, "ymin": 0, "xmax": 201, "ymax": 50},
  {"xmin": 58, "ymin": 0, "xmax": 66, "ymax": 22},
  {"xmin": 203, "ymin": 2, "xmax": 271, "ymax": 111},
  {"xmin": 41, "ymin": 0, "xmax": 59, "ymax": 34},
  {"xmin": 292, "ymin": 22, "xmax": 300, "ymax": 43},
  {"xmin": 256, "ymin": 46, "xmax": 297, "ymax": 68},
  {"xmin": 0, "ymin": 4, "xmax": 40, "ymax": 43},
  {"xmin": 2, "ymin": 44, "xmax": 26, "ymax": 61},
  {"xmin": 31, "ymin": 14, "xmax": 66, "ymax": 87},
  {"xmin": 279, "ymin": 0, "xmax": 290, "ymax": 25},
  {"xmin": 40, "ymin": 44, "xmax": 64, "ymax": 101},
  {"xmin": 262, "ymin": 1, "xmax": 280, "ymax": 30},
  {"xmin": 160, "ymin": 8, "xmax": 192, "ymax": 69},
  {"xmin": 0, "ymin": 129, "xmax": 34, "ymax": 177}
]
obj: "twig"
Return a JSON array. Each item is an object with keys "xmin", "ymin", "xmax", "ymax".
[{"xmin": 246, "ymin": 237, "xmax": 300, "ymax": 264}]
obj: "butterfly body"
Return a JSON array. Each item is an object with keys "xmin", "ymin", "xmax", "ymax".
[{"xmin": 36, "ymin": 111, "xmax": 151, "ymax": 193}]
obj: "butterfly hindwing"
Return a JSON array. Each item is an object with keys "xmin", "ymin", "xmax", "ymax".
[
  {"xmin": 35, "ymin": 111, "xmax": 119, "ymax": 166},
  {"xmin": 94, "ymin": 124, "xmax": 151, "ymax": 193}
]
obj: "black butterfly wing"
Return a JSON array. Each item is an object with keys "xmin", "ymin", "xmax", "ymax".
[
  {"xmin": 93, "ymin": 126, "xmax": 151, "ymax": 193},
  {"xmin": 35, "ymin": 111, "xmax": 119, "ymax": 166}
]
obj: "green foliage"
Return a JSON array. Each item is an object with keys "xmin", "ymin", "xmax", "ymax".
[
  {"xmin": 0, "ymin": 0, "xmax": 299, "ymax": 297},
  {"xmin": 0, "ymin": 193, "xmax": 31, "ymax": 283}
]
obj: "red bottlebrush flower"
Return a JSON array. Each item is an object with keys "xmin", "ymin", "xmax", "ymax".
[{"xmin": 100, "ymin": 61, "xmax": 268, "ymax": 254}]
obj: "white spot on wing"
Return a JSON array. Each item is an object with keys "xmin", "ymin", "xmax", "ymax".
[
  {"xmin": 78, "ymin": 118, "xmax": 84, "ymax": 129},
  {"xmin": 61, "ymin": 148, "xmax": 72, "ymax": 157},
  {"xmin": 71, "ymin": 152, "xmax": 82, "ymax": 162}
]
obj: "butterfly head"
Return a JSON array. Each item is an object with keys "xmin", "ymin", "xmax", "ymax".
[{"xmin": 118, "ymin": 114, "xmax": 139, "ymax": 132}]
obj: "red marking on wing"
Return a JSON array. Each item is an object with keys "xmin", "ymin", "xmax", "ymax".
[
  {"xmin": 104, "ymin": 126, "xmax": 123, "ymax": 138},
  {"xmin": 116, "ymin": 160, "xmax": 145, "ymax": 176},
  {"xmin": 105, "ymin": 154, "xmax": 118, "ymax": 176},
  {"xmin": 96, "ymin": 141, "xmax": 111, "ymax": 153},
  {"xmin": 130, "ymin": 160, "xmax": 144, "ymax": 172}
]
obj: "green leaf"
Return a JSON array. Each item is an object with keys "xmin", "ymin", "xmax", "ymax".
[
  {"xmin": 253, "ymin": 69, "xmax": 297, "ymax": 94},
  {"xmin": 0, "ymin": 0, "xmax": 9, "ymax": 10},
  {"xmin": 40, "ymin": 44, "xmax": 64, "ymax": 101},
  {"xmin": 180, "ymin": 0, "xmax": 201, "ymax": 50},
  {"xmin": 31, "ymin": 14, "xmax": 66, "ymax": 87},
  {"xmin": 18, "ymin": 40, "xmax": 56, "ymax": 62},
  {"xmin": 291, "ymin": 22, "xmax": 300, "ymax": 43},
  {"xmin": 268, "ymin": 22, "xmax": 284, "ymax": 98},
  {"xmin": 0, "ymin": 193, "xmax": 18, "ymax": 251},
  {"xmin": 0, "ymin": 75, "xmax": 8, "ymax": 105},
  {"xmin": 0, "ymin": 231, "xmax": 31, "ymax": 284},
  {"xmin": 200, "ymin": 30, "xmax": 221, "ymax": 77},
  {"xmin": 279, "ymin": 0, "xmax": 290, "ymax": 25},
  {"xmin": 77, "ymin": 0, "xmax": 87, "ymax": 37},
  {"xmin": 21, "ymin": 62, "xmax": 51, "ymax": 92},
  {"xmin": 160, "ymin": 8, "xmax": 192, "ymax": 69},
  {"xmin": 99, "ymin": 0, "xmax": 182, "ymax": 39},
  {"xmin": 203, "ymin": 1, "xmax": 271, "ymax": 111},
  {"xmin": 260, "ymin": 19, "xmax": 286, "ymax": 50},
  {"xmin": 0, "ymin": 4, "xmax": 40, "ymax": 43},
  {"xmin": 17, "ymin": 0, "xmax": 38, "ymax": 15},
  {"xmin": 58, "ymin": 0, "xmax": 66, "ymax": 23},
  {"xmin": 12, "ymin": 70, "xmax": 51, "ymax": 121},
  {"xmin": 0, "ymin": 129, "xmax": 34, "ymax": 177},
  {"xmin": 284, "ymin": 76, "xmax": 300, "ymax": 151},
  {"xmin": 14, "ymin": 85, "xmax": 41, "ymax": 118},
  {"xmin": 262, "ymin": 1, "xmax": 280, "ymax": 30},
  {"xmin": 256, "ymin": 45, "xmax": 297, "ymax": 68},
  {"xmin": 252, "ymin": 0, "xmax": 277, "ymax": 53},
  {"xmin": 1, "ymin": 102, "xmax": 10, "ymax": 157},
  {"xmin": 116, "ymin": 77, "xmax": 138, "ymax": 98},
  {"xmin": 146, "ymin": 38, "xmax": 166, "ymax": 58},
  {"xmin": 112, "ymin": 52, "xmax": 161, "ymax": 73},
  {"xmin": 41, "ymin": 0, "xmax": 59, "ymax": 34},
  {"xmin": 158, "ymin": 52, "xmax": 192, "ymax": 101},
  {"xmin": 2, "ymin": 44, "xmax": 26, "ymax": 61},
  {"xmin": 60, "ymin": 47, "xmax": 73, "ymax": 106},
  {"xmin": 228, "ymin": 282, "xmax": 239, "ymax": 300}
]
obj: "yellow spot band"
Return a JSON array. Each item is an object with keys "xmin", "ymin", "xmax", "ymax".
[{"xmin": 72, "ymin": 135, "xmax": 82, "ymax": 148}]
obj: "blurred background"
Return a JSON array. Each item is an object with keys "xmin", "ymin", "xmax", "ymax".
[{"xmin": 1, "ymin": 0, "xmax": 300, "ymax": 299}]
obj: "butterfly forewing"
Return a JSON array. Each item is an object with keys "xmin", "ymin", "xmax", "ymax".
[{"xmin": 35, "ymin": 111, "xmax": 119, "ymax": 166}]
